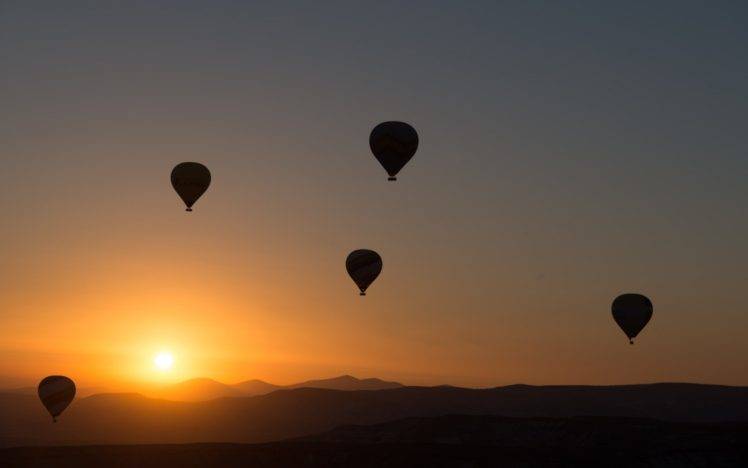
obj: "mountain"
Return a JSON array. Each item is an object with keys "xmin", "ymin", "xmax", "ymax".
[
  {"xmin": 2, "ymin": 415, "xmax": 747, "ymax": 467},
  {"xmin": 2, "ymin": 383, "xmax": 748, "ymax": 447},
  {"xmin": 0, "ymin": 375, "xmax": 402, "ymax": 402},
  {"xmin": 140, "ymin": 375, "xmax": 403, "ymax": 401},
  {"xmin": 150, "ymin": 378, "xmax": 243, "ymax": 401},
  {"xmin": 231, "ymin": 379, "xmax": 281, "ymax": 396},
  {"xmin": 285, "ymin": 375, "xmax": 403, "ymax": 391}
]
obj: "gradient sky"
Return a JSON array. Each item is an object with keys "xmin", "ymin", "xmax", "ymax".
[{"xmin": 2, "ymin": 1, "xmax": 747, "ymax": 389}]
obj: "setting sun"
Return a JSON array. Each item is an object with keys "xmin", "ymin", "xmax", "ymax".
[{"xmin": 154, "ymin": 352, "xmax": 174, "ymax": 371}]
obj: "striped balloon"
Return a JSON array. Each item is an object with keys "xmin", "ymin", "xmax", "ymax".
[
  {"xmin": 38, "ymin": 375, "xmax": 76, "ymax": 422},
  {"xmin": 346, "ymin": 249, "xmax": 383, "ymax": 296}
]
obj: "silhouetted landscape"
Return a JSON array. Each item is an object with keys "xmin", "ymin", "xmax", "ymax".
[
  {"xmin": 148, "ymin": 374, "xmax": 403, "ymax": 401},
  {"xmin": 2, "ymin": 379, "xmax": 748, "ymax": 447},
  {"xmin": 4, "ymin": 417, "xmax": 747, "ymax": 467},
  {"xmin": 2, "ymin": 381, "xmax": 748, "ymax": 466}
]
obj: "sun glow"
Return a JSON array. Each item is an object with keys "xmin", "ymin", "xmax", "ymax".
[{"xmin": 154, "ymin": 352, "xmax": 174, "ymax": 371}]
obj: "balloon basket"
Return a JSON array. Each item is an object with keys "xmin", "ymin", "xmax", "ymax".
[
  {"xmin": 186, "ymin": 208, "xmax": 193, "ymax": 212},
  {"xmin": 359, "ymin": 292, "xmax": 366, "ymax": 296},
  {"xmin": 388, "ymin": 177, "xmax": 397, "ymax": 181}
]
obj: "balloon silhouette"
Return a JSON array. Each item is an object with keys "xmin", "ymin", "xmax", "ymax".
[
  {"xmin": 38, "ymin": 375, "xmax": 76, "ymax": 422},
  {"xmin": 171, "ymin": 162, "xmax": 211, "ymax": 211},
  {"xmin": 346, "ymin": 249, "xmax": 382, "ymax": 296},
  {"xmin": 369, "ymin": 121, "xmax": 418, "ymax": 181},
  {"xmin": 612, "ymin": 293, "xmax": 653, "ymax": 344}
]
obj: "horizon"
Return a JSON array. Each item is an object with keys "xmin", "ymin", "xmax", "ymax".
[
  {"xmin": 3, "ymin": 372, "xmax": 745, "ymax": 395},
  {"xmin": 3, "ymin": 1, "xmax": 748, "ymax": 394}
]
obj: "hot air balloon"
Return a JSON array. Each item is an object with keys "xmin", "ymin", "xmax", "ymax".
[
  {"xmin": 38, "ymin": 375, "xmax": 76, "ymax": 422},
  {"xmin": 369, "ymin": 121, "xmax": 418, "ymax": 181},
  {"xmin": 171, "ymin": 162, "xmax": 211, "ymax": 211},
  {"xmin": 346, "ymin": 249, "xmax": 382, "ymax": 295},
  {"xmin": 612, "ymin": 293, "xmax": 653, "ymax": 344}
]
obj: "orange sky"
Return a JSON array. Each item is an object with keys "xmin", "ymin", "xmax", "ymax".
[
  {"xmin": 1, "ymin": 174, "xmax": 745, "ymax": 389},
  {"xmin": 2, "ymin": 2, "xmax": 748, "ymax": 389}
]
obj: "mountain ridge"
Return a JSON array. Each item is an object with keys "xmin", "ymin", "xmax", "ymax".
[
  {"xmin": 2, "ymin": 382, "xmax": 748, "ymax": 448},
  {"xmin": 0, "ymin": 375, "xmax": 405, "ymax": 402},
  {"xmin": 159, "ymin": 374, "xmax": 404, "ymax": 400}
]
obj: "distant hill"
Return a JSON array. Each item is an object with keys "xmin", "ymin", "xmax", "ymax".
[
  {"xmin": 231, "ymin": 379, "xmax": 281, "ymax": 396},
  {"xmin": 285, "ymin": 375, "xmax": 402, "ymax": 392},
  {"xmin": 2, "ymin": 414, "xmax": 747, "ymax": 467},
  {"xmin": 151, "ymin": 378, "xmax": 244, "ymax": 401},
  {"xmin": 144, "ymin": 375, "xmax": 403, "ymax": 401},
  {"xmin": 2, "ymin": 383, "xmax": 748, "ymax": 447},
  {"xmin": 0, "ymin": 375, "xmax": 404, "ymax": 403}
]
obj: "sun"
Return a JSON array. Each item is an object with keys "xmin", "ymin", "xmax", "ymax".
[{"xmin": 154, "ymin": 352, "xmax": 174, "ymax": 371}]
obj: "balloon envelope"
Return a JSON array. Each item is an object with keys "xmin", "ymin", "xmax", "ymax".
[
  {"xmin": 171, "ymin": 162, "xmax": 211, "ymax": 211},
  {"xmin": 611, "ymin": 293, "xmax": 653, "ymax": 344},
  {"xmin": 369, "ymin": 121, "xmax": 418, "ymax": 180},
  {"xmin": 346, "ymin": 249, "xmax": 382, "ymax": 295},
  {"xmin": 38, "ymin": 375, "xmax": 76, "ymax": 422}
]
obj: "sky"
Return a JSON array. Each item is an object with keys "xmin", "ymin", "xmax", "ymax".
[{"xmin": 1, "ymin": 1, "xmax": 747, "ymax": 389}]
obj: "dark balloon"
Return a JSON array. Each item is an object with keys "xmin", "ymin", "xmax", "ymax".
[
  {"xmin": 171, "ymin": 162, "xmax": 211, "ymax": 211},
  {"xmin": 38, "ymin": 375, "xmax": 76, "ymax": 422},
  {"xmin": 612, "ymin": 293, "xmax": 653, "ymax": 344},
  {"xmin": 369, "ymin": 121, "xmax": 418, "ymax": 181},
  {"xmin": 346, "ymin": 249, "xmax": 382, "ymax": 295}
]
